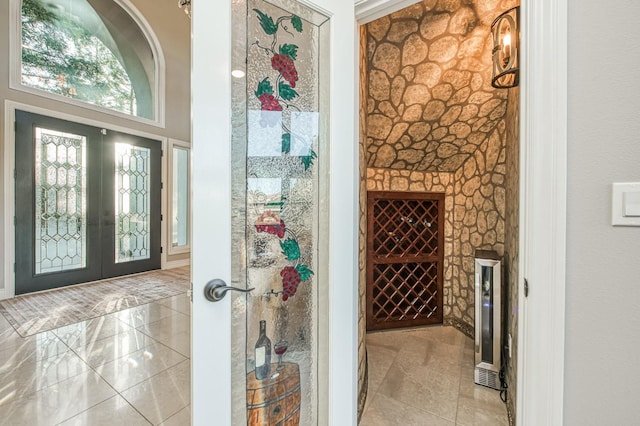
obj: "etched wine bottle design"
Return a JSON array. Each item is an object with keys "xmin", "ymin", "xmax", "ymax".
[{"xmin": 254, "ymin": 320, "xmax": 272, "ymax": 380}]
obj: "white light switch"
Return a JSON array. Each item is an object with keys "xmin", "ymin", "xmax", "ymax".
[
  {"xmin": 623, "ymin": 191, "xmax": 640, "ymax": 217},
  {"xmin": 612, "ymin": 183, "xmax": 640, "ymax": 226}
]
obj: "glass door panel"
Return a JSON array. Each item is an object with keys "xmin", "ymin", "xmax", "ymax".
[
  {"xmin": 114, "ymin": 143, "xmax": 152, "ymax": 263},
  {"xmin": 101, "ymin": 130, "xmax": 161, "ymax": 278},
  {"xmin": 171, "ymin": 144, "xmax": 189, "ymax": 251},
  {"xmin": 34, "ymin": 128, "xmax": 88, "ymax": 274},
  {"xmin": 15, "ymin": 111, "xmax": 102, "ymax": 294},
  {"xmin": 230, "ymin": 1, "xmax": 330, "ymax": 424}
]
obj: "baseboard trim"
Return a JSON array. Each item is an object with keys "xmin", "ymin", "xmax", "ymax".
[
  {"xmin": 443, "ymin": 316, "xmax": 474, "ymax": 339},
  {"xmin": 0, "ymin": 289, "xmax": 6, "ymax": 301}
]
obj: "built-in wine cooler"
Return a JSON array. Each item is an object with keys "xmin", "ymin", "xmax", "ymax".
[{"xmin": 474, "ymin": 250, "xmax": 502, "ymax": 390}]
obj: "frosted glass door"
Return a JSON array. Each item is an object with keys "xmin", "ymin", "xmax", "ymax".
[
  {"xmin": 230, "ymin": 1, "xmax": 330, "ymax": 423},
  {"xmin": 192, "ymin": 0, "xmax": 357, "ymax": 423}
]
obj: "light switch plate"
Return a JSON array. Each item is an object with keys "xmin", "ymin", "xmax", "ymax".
[
  {"xmin": 623, "ymin": 191, "xmax": 640, "ymax": 217},
  {"xmin": 612, "ymin": 183, "xmax": 640, "ymax": 226}
]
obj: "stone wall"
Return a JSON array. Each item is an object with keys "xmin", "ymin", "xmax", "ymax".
[
  {"xmin": 504, "ymin": 86, "xmax": 520, "ymax": 424},
  {"xmin": 363, "ymin": 0, "xmax": 516, "ymax": 334},
  {"xmin": 451, "ymin": 125, "xmax": 506, "ymax": 328},
  {"xmin": 357, "ymin": 25, "xmax": 368, "ymax": 420},
  {"xmin": 365, "ymin": 0, "xmax": 517, "ymax": 173}
]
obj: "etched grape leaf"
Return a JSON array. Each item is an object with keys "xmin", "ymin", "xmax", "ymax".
[
  {"xmin": 279, "ymin": 44, "xmax": 298, "ymax": 60},
  {"xmin": 296, "ymin": 264, "xmax": 314, "ymax": 282},
  {"xmin": 254, "ymin": 9, "xmax": 278, "ymax": 35},
  {"xmin": 282, "ymin": 133, "xmax": 291, "ymax": 154},
  {"xmin": 280, "ymin": 238, "xmax": 300, "ymax": 261},
  {"xmin": 278, "ymin": 82, "xmax": 299, "ymax": 101},
  {"xmin": 291, "ymin": 15, "xmax": 303, "ymax": 33},
  {"xmin": 255, "ymin": 78, "xmax": 273, "ymax": 97},
  {"xmin": 300, "ymin": 149, "xmax": 317, "ymax": 170}
]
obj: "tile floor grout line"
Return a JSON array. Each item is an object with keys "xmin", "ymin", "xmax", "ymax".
[
  {"xmin": 61, "ymin": 325, "xmax": 163, "ymax": 426},
  {"xmin": 0, "ymin": 328, "xmax": 94, "ymax": 402},
  {"xmin": 132, "ymin": 320, "xmax": 191, "ymax": 359},
  {"xmin": 52, "ymin": 305, "xmax": 189, "ymax": 425},
  {"xmin": 361, "ymin": 326, "xmax": 507, "ymax": 426},
  {"xmin": 78, "ymin": 320, "xmax": 189, "ymax": 394},
  {"xmin": 117, "ymin": 357, "xmax": 192, "ymax": 425},
  {"xmin": 49, "ymin": 346, "xmax": 116, "ymax": 425},
  {"xmin": 0, "ymin": 292, "xmax": 190, "ymax": 425},
  {"xmin": 157, "ymin": 405, "xmax": 190, "ymax": 426}
]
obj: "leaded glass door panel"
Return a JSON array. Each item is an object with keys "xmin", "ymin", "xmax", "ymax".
[
  {"xmin": 14, "ymin": 111, "xmax": 161, "ymax": 295},
  {"xmin": 101, "ymin": 130, "xmax": 161, "ymax": 278},
  {"xmin": 15, "ymin": 111, "xmax": 102, "ymax": 294}
]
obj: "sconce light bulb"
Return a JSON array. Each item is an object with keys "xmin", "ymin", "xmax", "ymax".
[
  {"xmin": 503, "ymin": 32, "xmax": 512, "ymax": 48},
  {"xmin": 502, "ymin": 32, "xmax": 512, "ymax": 65}
]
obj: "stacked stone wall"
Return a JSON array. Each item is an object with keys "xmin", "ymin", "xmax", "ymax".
[
  {"xmin": 365, "ymin": 0, "xmax": 517, "ymax": 173},
  {"xmin": 504, "ymin": 86, "xmax": 520, "ymax": 424},
  {"xmin": 451, "ymin": 124, "xmax": 506, "ymax": 327},
  {"xmin": 364, "ymin": 0, "xmax": 516, "ymax": 333}
]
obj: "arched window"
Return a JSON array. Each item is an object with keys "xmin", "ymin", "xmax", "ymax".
[{"xmin": 16, "ymin": 0, "xmax": 164, "ymax": 123}]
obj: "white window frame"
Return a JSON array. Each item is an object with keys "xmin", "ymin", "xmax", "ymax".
[
  {"xmin": 8, "ymin": 0, "xmax": 166, "ymax": 127},
  {"xmin": 167, "ymin": 138, "xmax": 191, "ymax": 256}
]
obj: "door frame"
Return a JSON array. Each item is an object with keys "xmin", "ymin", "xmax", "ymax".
[
  {"xmin": 355, "ymin": 0, "xmax": 568, "ymax": 425},
  {"xmin": 3, "ymin": 100, "xmax": 172, "ymax": 299}
]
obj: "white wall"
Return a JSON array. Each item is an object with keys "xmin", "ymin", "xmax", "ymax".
[{"xmin": 565, "ymin": 0, "xmax": 640, "ymax": 423}]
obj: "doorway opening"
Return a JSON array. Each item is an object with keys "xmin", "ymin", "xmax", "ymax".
[{"xmin": 357, "ymin": 1, "xmax": 521, "ymax": 424}]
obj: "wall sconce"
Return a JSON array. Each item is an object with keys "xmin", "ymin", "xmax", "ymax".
[{"xmin": 491, "ymin": 7, "xmax": 519, "ymax": 89}]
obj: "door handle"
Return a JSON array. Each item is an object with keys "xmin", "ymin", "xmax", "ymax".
[{"xmin": 204, "ymin": 279, "xmax": 254, "ymax": 302}]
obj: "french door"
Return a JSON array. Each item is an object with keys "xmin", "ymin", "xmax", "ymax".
[
  {"xmin": 191, "ymin": 0, "xmax": 357, "ymax": 424},
  {"xmin": 14, "ymin": 111, "xmax": 161, "ymax": 295}
]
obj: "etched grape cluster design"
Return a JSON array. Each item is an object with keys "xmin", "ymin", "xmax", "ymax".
[
  {"xmin": 253, "ymin": 8, "xmax": 316, "ymax": 171},
  {"xmin": 251, "ymin": 9, "xmax": 316, "ymax": 301},
  {"xmin": 255, "ymin": 210, "xmax": 313, "ymax": 301}
]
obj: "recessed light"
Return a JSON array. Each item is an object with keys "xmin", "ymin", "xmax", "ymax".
[{"xmin": 231, "ymin": 69, "xmax": 245, "ymax": 79}]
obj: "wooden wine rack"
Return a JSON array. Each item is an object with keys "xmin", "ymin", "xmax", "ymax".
[{"xmin": 366, "ymin": 191, "xmax": 444, "ymax": 331}]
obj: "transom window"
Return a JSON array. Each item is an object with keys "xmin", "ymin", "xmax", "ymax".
[{"xmin": 18, "ymin": 0, "xmax": 161, "ymax": 122}]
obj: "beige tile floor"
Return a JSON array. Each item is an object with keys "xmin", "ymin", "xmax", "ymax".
[
  {"xmin": 0, "ymin": 293, "xmax": 191, "ymax": 426},
  {"xmin": 361, "ymin": 326, "xmax": 509, "ymax": 426},
  {"xmin": 1, "ymin": 290, "xmax": 506, "ymax": 426}
]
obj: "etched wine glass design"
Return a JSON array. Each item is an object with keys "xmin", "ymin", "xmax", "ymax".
[{"xmin": 274, "ymin": 340, "xmax": 289, "ymax": 370}]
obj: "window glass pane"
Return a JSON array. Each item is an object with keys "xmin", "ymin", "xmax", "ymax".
[
  {"xmin": 34, "ymin": 127, "xmax": 87, "ymax": 274},
  {"xmin": 21, "ymin": 0, "xmax": 155, "ymax": 119},
  {"xmin": 172, "ymin": 146, "xmax": 189, "ymax": 247},
  {"xmin": 115, "ymin": 143, "xmax": 151, "ymax": 263}
]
